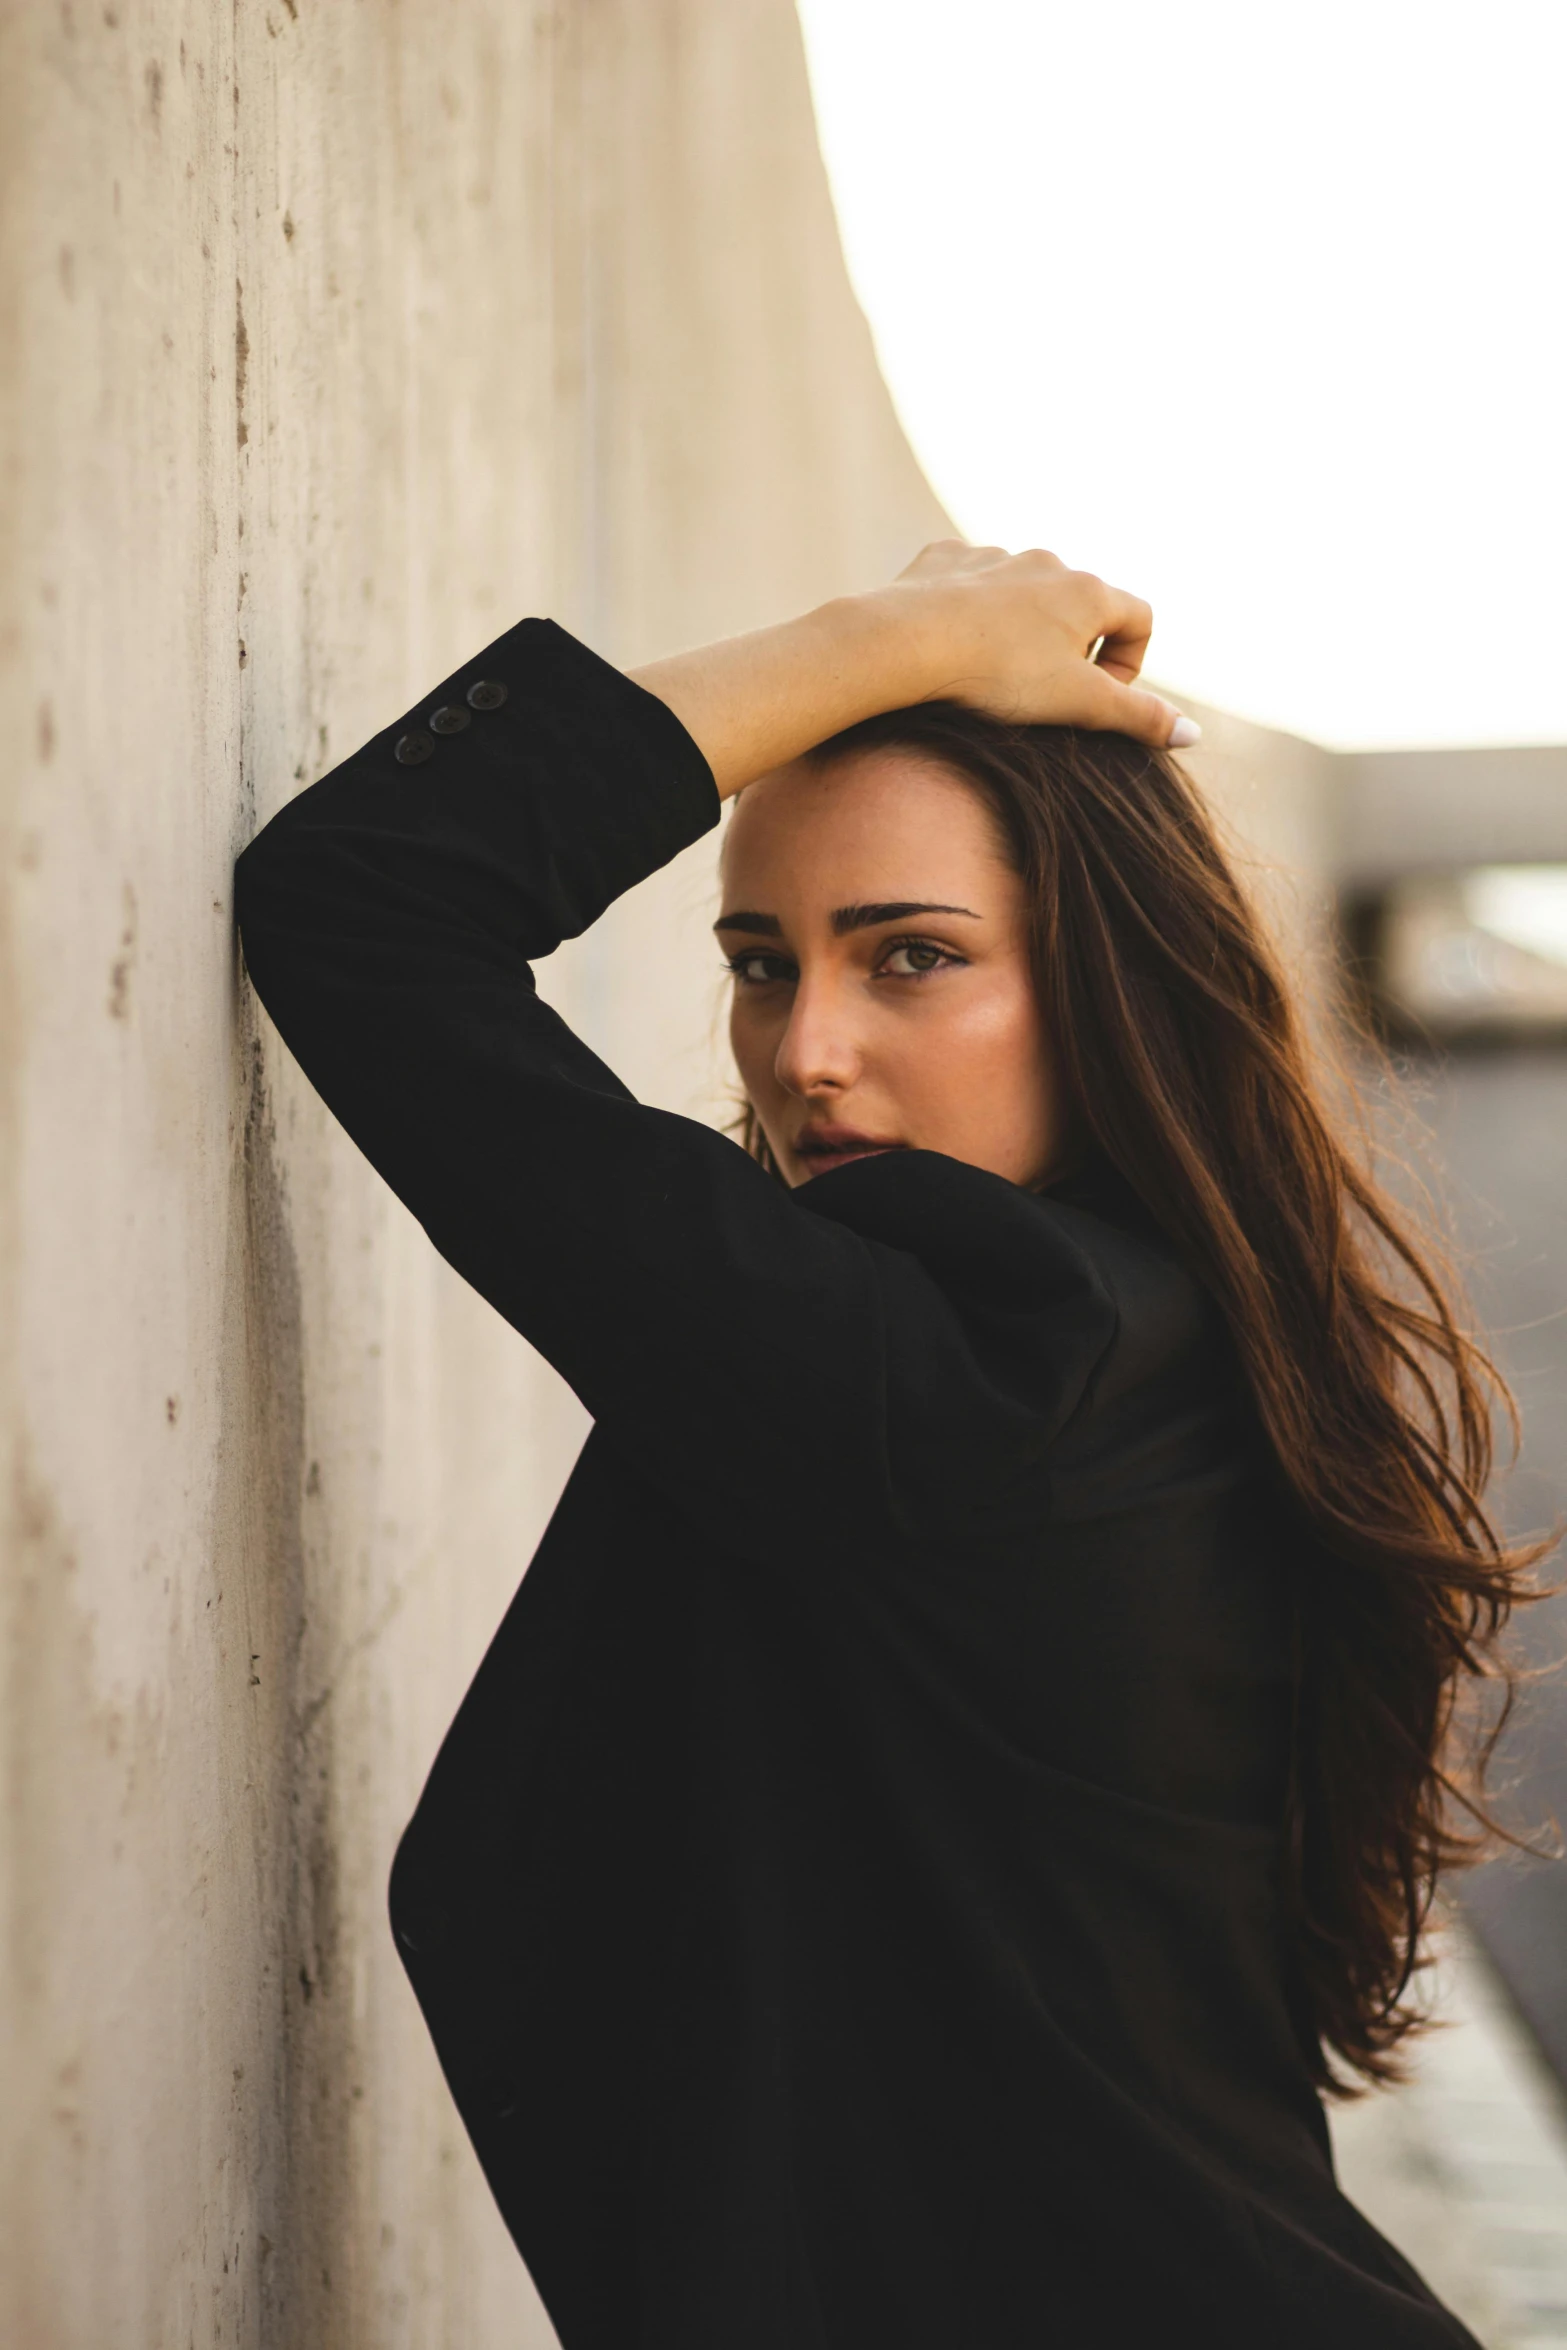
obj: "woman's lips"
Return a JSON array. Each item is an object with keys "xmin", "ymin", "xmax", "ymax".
[{"xmin": 793, "ymin": 1127, "xmax": 905, "ymax": 1175}]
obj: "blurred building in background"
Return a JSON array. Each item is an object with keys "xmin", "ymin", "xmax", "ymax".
[
  {"xmin": 0, "ymin": 3, "xmax": 1562, "ymax": 2347},
  {"xmin": 1222, "ymin": 722, "xmax": 1567, "ymax": 2350}
]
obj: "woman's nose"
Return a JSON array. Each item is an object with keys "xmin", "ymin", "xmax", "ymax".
[{"xmin": 773, "ymin": 975, "xmax": 861, "ymax": 1099}]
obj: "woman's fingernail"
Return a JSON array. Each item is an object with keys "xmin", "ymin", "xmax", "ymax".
[{"xmin": 1167, "ymin": 714, "xmax": 1202, "ymax": 749}]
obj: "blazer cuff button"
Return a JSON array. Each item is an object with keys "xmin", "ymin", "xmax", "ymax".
[
  {"xmin": 394, "ymin": 730, "xmax": 434, "ymax": 765},
  {"xmin": 465, "ymin": 678, "xmax": 508, "ymax": 711},
  {"xmin": 429, "ymin": 703, "xmax": 471, "ymax": 735}
]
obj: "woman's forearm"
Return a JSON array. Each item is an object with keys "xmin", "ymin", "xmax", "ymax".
[
  {"xmin": 627, "ymin": 542, "xmax": 1194, "ymax": 800},
  {"xmin": 627, "ymin": 593, "xmax": 937, "ymax": 802}
]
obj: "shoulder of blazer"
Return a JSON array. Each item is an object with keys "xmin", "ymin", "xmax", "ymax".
[
  {"xmin": 799, "ymin": 1147, "xmax": 1222, "ymax": 1427},
  {"xmin": 795, "ymin": 1148, "xmax": 1122, "ymax": 1450},
  {"xmin": 1040, "ymin": 1189, "xmax": 1236, "ymax": 1439},
  {"xmin": 795, "ymin": 1146, "xmax": 1110, "ymax": 1307}
]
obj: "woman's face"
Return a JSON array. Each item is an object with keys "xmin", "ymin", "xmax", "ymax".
[{"xmin": 719, "ymin": 749, "xmax": 1064, "ymax": 1190}]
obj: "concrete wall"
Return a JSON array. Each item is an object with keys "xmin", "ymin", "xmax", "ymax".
[{"xmin": 0, "ymin": 5, "xmax": 947, "ymax": 2344}]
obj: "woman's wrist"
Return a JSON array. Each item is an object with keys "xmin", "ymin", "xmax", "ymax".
[{"xmin": 788, "ymin": 587, "xmax": 951, "ymax": 731}]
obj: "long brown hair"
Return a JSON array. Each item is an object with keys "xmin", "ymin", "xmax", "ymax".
[{"xmin": 734, "ymin": 702, "xmax": 1549, "ymax": 2092}]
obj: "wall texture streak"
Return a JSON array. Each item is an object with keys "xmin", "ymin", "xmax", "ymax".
[{"xmin": 0, "ymin": 4, "xmax": 948, "ymax": 2343}]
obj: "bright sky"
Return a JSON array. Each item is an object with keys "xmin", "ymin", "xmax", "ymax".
[{"xmin": 795, "ymin": 0, "xmax": 1567, "ymax": 750}]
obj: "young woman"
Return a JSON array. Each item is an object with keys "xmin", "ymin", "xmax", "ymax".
[{"xmin": 235, "ymin": 542, "xmax": 1533, "ymax": 2347}]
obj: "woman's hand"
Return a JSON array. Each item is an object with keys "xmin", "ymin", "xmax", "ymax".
[
  {"xmin": 629, "ymin": 540, "xmax": 1196, "ymax": 801},
  {"xmin": 879, "ymin": 540, "xmax": 1194, "ymax": 747}
]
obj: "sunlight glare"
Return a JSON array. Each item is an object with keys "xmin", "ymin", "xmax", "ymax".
[{"xmin": 796, "ymin": 0, "xmax": 1567, "ymax": 749}]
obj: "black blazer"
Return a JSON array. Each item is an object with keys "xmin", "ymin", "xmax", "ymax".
[{"xmin": 235, "ymin": 620, "xmax": 1479, "ymax": 2349}]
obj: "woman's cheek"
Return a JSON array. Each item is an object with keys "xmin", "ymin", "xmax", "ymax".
[
  {"xmin": 934, "ymin": 970, "xmax": 1042, "ymax": 1061},
  {"xmin": 730, "ymin": 1002, "xmax": 781, "ymax": 1105}
]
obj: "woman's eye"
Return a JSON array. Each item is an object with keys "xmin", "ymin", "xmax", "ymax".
[
  {"xmin": 879, "ymin": 939, "xmax": 961, "ymax": 978},
  {"xmin": 726, "ymin": 952, "xmax": 796, "ymax": 986}
]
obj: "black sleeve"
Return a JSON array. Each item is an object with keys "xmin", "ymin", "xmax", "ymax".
[{"xmin": 233, "ymin": 618, "xmax": 1115, "ymax": 1562}]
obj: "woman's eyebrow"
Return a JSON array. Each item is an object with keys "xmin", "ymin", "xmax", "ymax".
[
  {"xmin": 712, "ymin": 901, "xmax": 981, "ymax": 938},
  {"xmin": 830, "ymin": 901, "xmax": 980, "ymax": 935},
  {"xmin": 713, "ymin": 909, "xmax": 782, "ymax": 935}
]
